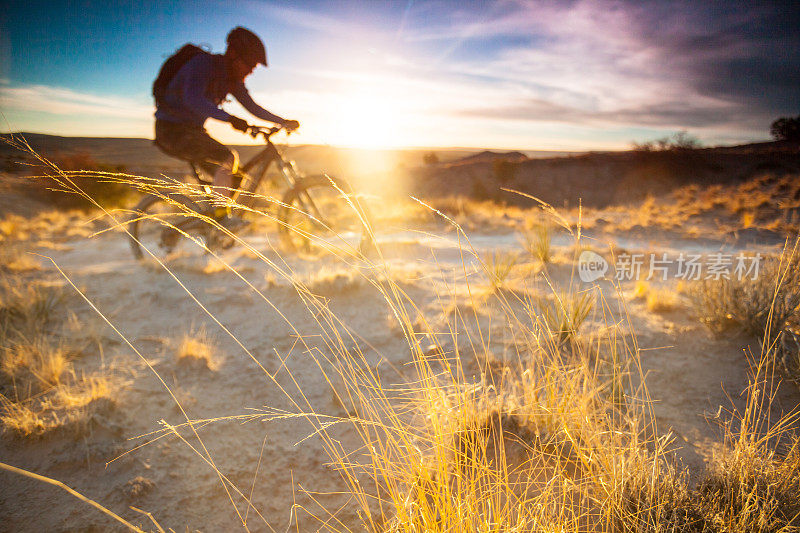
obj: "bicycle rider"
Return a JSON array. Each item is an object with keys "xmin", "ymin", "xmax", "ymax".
[{"xmin": 153, "ymin": 26, "xmax": 299, "ymax": 228}]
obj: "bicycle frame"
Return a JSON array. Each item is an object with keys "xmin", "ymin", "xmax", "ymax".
[
  {"xmin": 187, "ymin": 125, "xmax": 334, "ymax": 235},
  {"xmin": 187, "ymin": 126, "xmax": 300, "ymax": 205},
  {"xmin": 132, "ymin": 124, "xmax": 370, "ymax": 258}
]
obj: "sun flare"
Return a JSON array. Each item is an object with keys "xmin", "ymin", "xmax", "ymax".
[{"xmin": 331, "ymin": 91, "xmax": 406, "ymax": 149}]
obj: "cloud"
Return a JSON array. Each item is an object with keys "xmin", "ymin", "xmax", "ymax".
[
  {"xmin": 399, "ymin": 0, "xmax": 798, "ymax": 137},
  {"xmin": 0, "ymin": 84, "xmax": 151, "ymax": 119},
  {"xmin": 458, "ymin": 97, "xmax": 764, "ymax": 130}
]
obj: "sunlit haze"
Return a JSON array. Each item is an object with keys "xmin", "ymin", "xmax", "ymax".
[{"xmin": 2, "ymin": 1, "xmax": 798, "ymax": 150}]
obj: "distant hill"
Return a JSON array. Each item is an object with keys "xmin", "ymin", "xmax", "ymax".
[
  {"xmin": 3, "ymin": 132, "xmax": 797, "ymax": 209},
  {"xmin": 0, "ymin": 132, "xmax": 483, "ymax": 184},
  {"xmin": 405, "ymin": 140, "xmax": 800, "ymax": 207},
  {"xmin": 450, "ymin": 150, "xmax": 529, "ymax": 165}
]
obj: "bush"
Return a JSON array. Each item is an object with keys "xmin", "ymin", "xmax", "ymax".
[
  {"xmin": 632, "ymin": 130, "xmax": 702, "ymax": 151},
  {"xmin": 689, "ymin": 254, "xmax": 800, "ymax": 338},
  {"xmin": 770, "ymin": 116, "xmax": 800, "ymax": 142},
  {"xmin": 422, "ymin": 152, "xmax": 439, "ymax": 165},
  {"xmin": 689, "ymin": 247, "xmax": 800, "ymax": 379},
  {"xmin": 34, "ymin": 151, "xmax": 136, "ymax": 209}
]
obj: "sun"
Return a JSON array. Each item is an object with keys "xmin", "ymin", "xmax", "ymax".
[{"xmin": 331, "ymin": 90, "xmax": 406, "ymax": 149}]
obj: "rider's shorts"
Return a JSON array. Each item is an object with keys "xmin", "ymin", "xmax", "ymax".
[{"xmin": 154, "ymin": 119, "xmax": 234, "ymax": 176}]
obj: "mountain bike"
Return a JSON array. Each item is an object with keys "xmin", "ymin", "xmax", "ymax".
[{"xmin": 127, "ymin": 124, "xmax": 373, "ymax": 260}]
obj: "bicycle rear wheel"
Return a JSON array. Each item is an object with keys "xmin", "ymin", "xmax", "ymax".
[
  {"xmin": 127, "ymin": 194, "xmax": 207, "ymax": 260},
  {"xmin": 277, "ymin": 175, "xmax": 373, "ymax": 254}
]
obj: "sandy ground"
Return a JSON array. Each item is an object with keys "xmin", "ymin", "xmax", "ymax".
[{"xmin": 1, "ymin": 205, "xmax": 798, "ymax": 532}]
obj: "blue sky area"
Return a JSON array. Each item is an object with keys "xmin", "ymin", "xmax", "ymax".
[{"xmin": 1, "ymin": 0, "xmax": 798, "ymax": 149}]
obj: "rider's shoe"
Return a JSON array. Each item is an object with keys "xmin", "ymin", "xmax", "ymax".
[
  {"xmin": 159, "ymin": 227, "xmax": 180, "ymax": 252},
  {"xmin": 217, "ymin": 215, "xmax": 250, "ymax": 233}
]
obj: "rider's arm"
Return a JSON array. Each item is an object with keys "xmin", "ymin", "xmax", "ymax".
[
  {"xmin": 180, "ymin": 56, "xmax": 233, "ymax": 123},
  {"xmin": 230, "ymin": 83, "xmax": 286, "ymax": 125}
]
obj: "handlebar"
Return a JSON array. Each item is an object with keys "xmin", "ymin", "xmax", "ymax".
[{"xmin": 246, "ymin": 124, "xmax": 294, "ymax": 140}]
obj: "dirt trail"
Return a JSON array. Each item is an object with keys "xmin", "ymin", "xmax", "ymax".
[{"xmin": 1, "ymin": 219, "xmax": 798, "ymax": 531}]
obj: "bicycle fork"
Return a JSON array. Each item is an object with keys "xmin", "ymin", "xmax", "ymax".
[{"xmin": 279, "ymin": 162, "xmax": 330, "ymax": 228}]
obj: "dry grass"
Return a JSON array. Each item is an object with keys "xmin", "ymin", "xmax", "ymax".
[
  {"xmin": 689, "ymin": 246, "xmax": 800, "ymax": 338},
  {"xmin": 175, "ymin": 327, "xmax": 219, "ymax": 371},
  {"xmin": 595, "ymin": 173, "xmax": 800, "ymax": 238},
  {"xmin": 3, "ymin": 141, "xmax": 800, "ymax": 531},
  {"xmin": 482, "ymin": 250, "xmax": 520, "ymax": 291},
  {"xmin": 0, "ymin": 243, "xmax": 42, "ymax": 274},
  {"xmin": 634, "ymin": 281, "xmax": 681, "ymax": 313},
  {"xmin": 300, "ymin": 265, "xmax": 363, "ymax": 296},
  {"xmin": 201, "ymin": 258, "xmax": 228, "ymax": 275},
  {"xmin": 646, "ymin": 288, "xmax": 680, "ymax": 313},
  {"xmin": 427, "ymin": 196, "xmax": 527, "ymax": 231},
  {"xmin": 0, "ymin": 214, "xmax": 32, "ymax": 242},
  {"xmin": 0, "ymin": 275, "xmax": 113, "ymax": 437},
  {"xmin": 1, "ymin": 338, "xmax": 114, "ymax": 437},
  {"xmin": 540, "ymin": 290, "xmax": 595, "ymax": 344},
  {"xmin": 0, "ymin": 277, "xmax": 63, "ymax": 343},
  {"xmin": 689, "ymin": 245, "xmax": 800, "ymax": 383},
  {"xmin": 522, "ymin": 223, "xmax": 552, "ymax": 265},
  {"xmin": 2, "ymin": 339, "xmax": 71, "ymax": 388}
]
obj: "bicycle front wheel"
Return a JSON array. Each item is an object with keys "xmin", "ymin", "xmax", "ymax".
[
  {"xmin": 277, "ymin": 175, "xmax": 373, "ymax": 254},
  {"xmin": 127, "ymin": 194, "xmax": 206, "ymax": 260}
]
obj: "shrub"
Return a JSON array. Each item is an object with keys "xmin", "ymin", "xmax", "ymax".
[
  {"xmin": 33, "ymin": 150, "xmax": 135, "ymax": 209},
  {"xmin": 422, "ymin": 152, "xmax": 439, "ymax": 165},
  {"xmin": 770, "ymin": 116, "xmax": 800, "ymax": 142},
  {"xmin": 689, "ymin": 253, "xmax": 800, "ymax": 338},
  {"xmin": 632, "ymin": 130, "xmax": 702, "ymax": 151}
]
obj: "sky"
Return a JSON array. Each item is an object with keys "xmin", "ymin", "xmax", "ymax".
[{"xmin": 1, "ymin": 0, "xmax": 798, "ymax": 150}]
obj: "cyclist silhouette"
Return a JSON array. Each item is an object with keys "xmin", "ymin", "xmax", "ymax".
[{"xmin": 153, "ymin": 26, "xmax": 299, "ymax": 226}]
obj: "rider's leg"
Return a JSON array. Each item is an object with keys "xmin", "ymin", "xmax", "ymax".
[
  {"xmin": 210, "ymin": 149, "xmax": 239, "ymax": 200},
  {"xmin": 155, "ymin": 120, "xmax": 237, "ymax": 200},
  {"xmin": 154, "ymin": 121, "xmax": 246, "ymax": 227}
]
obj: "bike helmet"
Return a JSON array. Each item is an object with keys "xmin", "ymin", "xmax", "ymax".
[{"xmin": 226, "ymin": 26, "xmax": 267, "ymax": 67}]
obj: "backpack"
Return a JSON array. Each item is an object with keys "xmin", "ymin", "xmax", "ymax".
[{"xmin": 152, "ymin": 44, "xmax": 208, "ymax": 104}]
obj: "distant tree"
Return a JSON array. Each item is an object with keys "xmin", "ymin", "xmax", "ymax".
[
  {"xmin": 631, "ymin": 130, "xmax": 702, "ymax": 152},
  {"xmin": 770, "ymin": 116, "xmax": 800, "ymax": 141},
  {"xmin": 670, "ymin": 130, "xmax": 702, "ymax": 150},
  {"xmin": 631, "ymin": 140, "xmax": 654, "ymax": 152},
  {"xmin": 422, "ymin": 151, "xmax": 439, "ymax": 165}
]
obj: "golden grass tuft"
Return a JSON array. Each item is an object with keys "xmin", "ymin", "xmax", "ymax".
[
  {"xmin": 0, "ymin": 399, "xmax": 46, "ymax": 436},
  {"xmin": 0, "ymin": 344, "xmax": 114, "ymax": 437},
  {"xmin": 634, "ymin": 280, "xmax": 682, "ymax": 313},
  {"xmin": 0, "ymin": 214, "xmax": 31, "ymax": 242},
  {"xmin": 646, "ymin": 288, "xmax": 680, "ymax": 313},
  {"xmin": 0, "ymin": 277, "xmax": 63, "ymax": 342},
  {"xmin": 0, "ymin": 247, "xmax": 42, "ymax": 273},
  {"xmin": 0, "ymin": 268, "xmax": 113, "ymax": 437},
  {"xmin": 522, "ymin": 223, "xmax": 552, "ymax": 265},
  {"xmin": 175, "ymin": 327, "xmax": 219, "ymax": 371},
  {"xmin": 201, "ymin": 258, "xmax": 228, "ymax": 274},
  {"xmin": 300, "ymin": 265, "xmax": 363, "ymax": 296},
  {"xmin": 632, "ymin": 280, "xmax": 649, "ymax": 300},
  {"xmin": 482, "ymin": 250, "xmax": 519, "ymax": 291}
]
